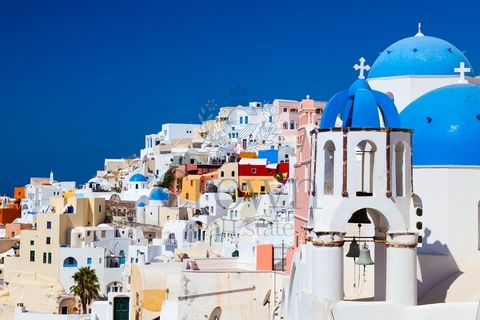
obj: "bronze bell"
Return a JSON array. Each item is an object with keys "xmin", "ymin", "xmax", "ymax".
[
  {"xmin": 348, "ymin": 208, "xmax": 371, "ymax": 224},
  {"xmin": 355, "ymin": 244, "xmax": 374, "ymax": 266},
  {"xmin": 346, "ymin": 237, "xmax": 360, "ymax": 258}
]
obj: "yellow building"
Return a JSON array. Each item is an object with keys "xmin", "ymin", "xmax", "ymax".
[
  {"xmin": 238, "ymin": 175, "xmax": 279, "ymax": 195},
  {"xmin": 130, "ymin": 262, "xmax": 182, "ymax": 320},
  {"xmin": 3, "ymin": 197, "xmax": 105, "ymax": 313},
  {"xmin": 180, "ymin": 170, "xmax": 218, "ymax": 202}
]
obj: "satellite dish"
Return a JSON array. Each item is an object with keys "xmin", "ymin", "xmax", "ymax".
[
  {"xmin": 263, "ymin": 289, "xmax": 272, "ymax": 306},
  {"xmin": 209, "ymin": 307, "xmax": 222, "ymax": 320}
]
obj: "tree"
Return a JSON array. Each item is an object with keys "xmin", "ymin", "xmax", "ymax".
[
  {"xmin": 159, "ymin": 167, "xmax": 175, "ymax": 190},
  {"xmin": 274, "ymin": 172, "xmax": 285, "ymax": 183},
  {"xmin": 70, "ymin": 267, "xmax": 100, "ymax": 314}
]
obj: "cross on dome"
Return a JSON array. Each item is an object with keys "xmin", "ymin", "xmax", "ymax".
[
  {"xmin": 415, "ymin": 21, "xmax": 424, "ymax": 37},
  {"xmin": 454, "ymin": 62, "xmax": 470, "ymax": 83},
  {"xmin": 353, "ymin": 57, "xmax": 370, "ymax": 79}
]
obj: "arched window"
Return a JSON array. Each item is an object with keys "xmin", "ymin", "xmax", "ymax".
[
  {"xmin": 289, "ymin": 120, "xmax": 295, "ymax": 130},
  {"xmin": 323, "ymin": 141, "xmax": 335, "ymax": 195},
  {"xmin": 63, "ymin": 257, "xmax": 78, "ymax": 268},
  {"xmin": 395, "ymin": 142, "xmax": 405, "ymax": 197},
  {"xmin": 356, "ymin": 140, "xmax": 376, "ymax": 196}
]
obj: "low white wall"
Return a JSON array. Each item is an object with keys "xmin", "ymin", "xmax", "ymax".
[
  {"xmin": 333, "ymin": 300, "xmax": 479, "ymax": 320},
  {"xmin": 14, "ymin": 307, "xmax": 90, "ymax": 320}
]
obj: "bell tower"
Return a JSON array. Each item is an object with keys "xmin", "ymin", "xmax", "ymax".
[{"xmin": 299, "ymin": 62, "xmax": 418, "ymax": 308}]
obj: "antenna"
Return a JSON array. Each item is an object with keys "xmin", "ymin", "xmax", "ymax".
[
  {"xmin": 263, "ymin": 289, "xmax": 272, "ymax": 306},
  {"xmin": 208, "ymin": 307, "xmax": 222, "ymax": 320}
]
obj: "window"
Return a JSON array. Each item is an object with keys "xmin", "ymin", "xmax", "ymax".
[
  {"xmin": 356, "ymin": 140, "xmax": 376, "ymax": 196},
  {"xmin": 324, "ymin": 141, "xmax": 335, "ymax": 195},
  {"xmin": 269, "ymin": 116, "xmax": 272, "ymax": 123},
  {"xmin": 395, "ymin": 142, "xmax": 405, "ymax": 197},
  {"xmin": 260, "ymin": 186, "xmax": 266, "ymax": 192},
  {"xmin": 48, "ymin": 252, "xmax": 52, "ymax": 264},
  {"xmin": 99, "ymin": 205, "xmax": 102, "ymax": 212},
  {"xmin": 101, "ymin": 230, "xmax": 106, "ymax": 238},
  {"xmin": 239, "ymin": 117, "xmax": 243, "ymax": 124},
  {"xmin": 221, "ymin": 171, "xmax": 225, "ymax": 177},
  {"xmin": 251, "ymin": 168, "xmax": 257, "ymax": 174},
  {"xmin": 87, "ymin": 258, "xmax": 92, "ymax": 265},
  {"xmin": 283, "ymin": 107, "xmax": 287, "ymax": 112},
  {"xmin": 63, "ymin": 257, "xmax": 77, "ymax": 267},
  {"xmin": 46, "ymin": 237, "xmax": 51, "ymax": 245},
  {"xmin": 245, "ymin": 116, "xmax": 249, "ymax": 124},
  {"xmin": 30, "ymin": 240, "xmax": 34, "ymax": 245},
  {"xmin": 231, "ymin": 171, "xmax": 235, "ymax": 177},
  {"xmin": 135, "ymin": 184, "xmax": 139, "ymax": 190},
  {"xmin": 43, "ymin": 252, "xmax": 47, "ymax": 264},
  {"xmin": 30, "ymin": 250, "xmax": 35, "ymax": 262},
  {"xmin": 47, "ymin": 221, "xmax": 51, "ymax": 229},
  {"xmin": 190, "ymin": 180, "xmax": 193, "ymax": 186},
  {"xmin": 241, "ymin": 182, "xmax": 247, "ymax": 191},
  {"xmin": 61, "ymin": 306, "xmax": 68, "ymax": 314}
]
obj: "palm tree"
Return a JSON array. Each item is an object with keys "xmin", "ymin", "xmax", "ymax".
[{"xmin": 70, "ymin": 266, "xmax": 100, "ymax": 314}]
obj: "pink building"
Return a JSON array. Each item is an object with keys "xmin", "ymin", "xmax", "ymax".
[{"xmin": 284, "ymin": 97, "xmax": 326, "ymax": 273}]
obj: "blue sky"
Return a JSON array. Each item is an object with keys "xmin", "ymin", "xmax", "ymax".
[{"xmin": 1, "ymin": 0, "xmax": 479, "ymax": 195}]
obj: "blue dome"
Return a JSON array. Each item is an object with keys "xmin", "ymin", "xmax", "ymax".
[
  {"xmin": 149, "ymin": 188, "xmax": 169, "ymax": 201},
  {"xmin": 129, "ymin": 173, "xmax": 147, "ymax": 182},
  {"xmin": 137, "ymin": 202, "xmax": 145, "ymax": 207},
  {"xmin": 400, "ymin": 84, "xmax": 480, "ymax": 166},
  {"xmin": 320, "ymin": 79, "xmax": 400, "ymax": 129},
  {"xmin": 369, "ymin": 35, "xmax": 474, "ymax": 78}
]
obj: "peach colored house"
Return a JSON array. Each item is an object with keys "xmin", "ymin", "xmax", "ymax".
[
  {"xmin": 6, "ymin": 223, "xmax": 33, "ymax": 239},
  {"xmin": 256, "ymin": 244, "xmax": 273, "ymax": 271}
]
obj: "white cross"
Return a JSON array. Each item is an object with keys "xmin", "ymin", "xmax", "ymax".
[
  {"xmin": 454, "ymin": 62, "xmax": 471, "ymax": 83},
  {"xmin": 353, "ymin": 57, "xmax": 370, "ymax": 79}
]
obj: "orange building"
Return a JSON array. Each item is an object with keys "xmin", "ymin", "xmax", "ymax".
[
  {"xmin": 13, "ymin": 187, "xmax": 25, "ymax": 200},
  {"xmin": 0, "ymin": 188, "xmax": 23, "ymax": 224}
]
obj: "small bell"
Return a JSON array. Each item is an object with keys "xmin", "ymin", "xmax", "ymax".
[
  {"xmin": 348, "ymin": 208, "xmax": 371, "ymax": 224},
  {"xmin": 355, "ymin": 244, "xmax": 374, "ymax": 266},
  {"xmin": 346, "ymin": 237, "xmax": 360, "ymax": 258}
]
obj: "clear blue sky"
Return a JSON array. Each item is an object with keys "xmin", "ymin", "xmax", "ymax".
[{"xmin": 1, "ymin": 0, "xmax": 479, "ymax": 195}]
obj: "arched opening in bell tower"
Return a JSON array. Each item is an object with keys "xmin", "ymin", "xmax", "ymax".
[
  {"xmin": 355, "ymin": 140, "xmax": 376, "ymax": 196},
  {"xmin": 395, "ymin": 142, "xmax": 406, "ymax": 197},
  {"xmin": 323, "ymin": 140, "xmax": 336, "ymax": 195},
  {"xmin": 343, "ymin": 207, "xmax": 389, "ymax": 301}
]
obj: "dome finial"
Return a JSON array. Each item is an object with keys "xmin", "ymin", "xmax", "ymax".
[
  {"xmin": 454, "ymin": 61, "xmax": 471, "ymax": 83},
  {"xmin": 353, "ymin": 57, "xmax": 370, "ymax": 79},
  {"xmin": 415, "ymin": 21, "xmax": 424, "ymax": 37}
]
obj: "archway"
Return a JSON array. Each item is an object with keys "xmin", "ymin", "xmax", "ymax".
[
  {"xmin": 355, "ymin": 140, "xmax": 376, "ymax": 196},
  {"xmin": 395, "ymin": 142, "xmax": 406, "ymax": 197},
  {"xmin": 323, "ymin": 140, "xmax": 335, "ymax": 195},
  {"xmin": 63, "ymin": 257, "xmax": 78, "ymax": 268},
  {"xmin": 343, "ymin": 207, "xmax": 388, "ymax": 301}
]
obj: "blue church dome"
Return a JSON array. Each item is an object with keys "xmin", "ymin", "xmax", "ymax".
[
  {"xmin": 129, "ymin": 173, "xmax": 147, "ymax": 182},
  {"xmin": 320, "ymin": 79, "xmax": 400, "ymax": 129},
  {"xmin": 150, "ymin": 188, "xmax": 169, "ymax": 201},
  {"xmin": 400, "ymin": 84, "xmax": 480, "ymax": 166},
  {"xmin": 137, "ymin": 202, "xmax": 145, "ymax": 207},
  {"xmin": 369, "ymin": 35, "xmax": 474, "ymax": 79}
]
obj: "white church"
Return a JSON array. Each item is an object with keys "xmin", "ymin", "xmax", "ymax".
[{"xmin": 283, "ymin": 25, "xmax": 480, "ymax": 319}]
